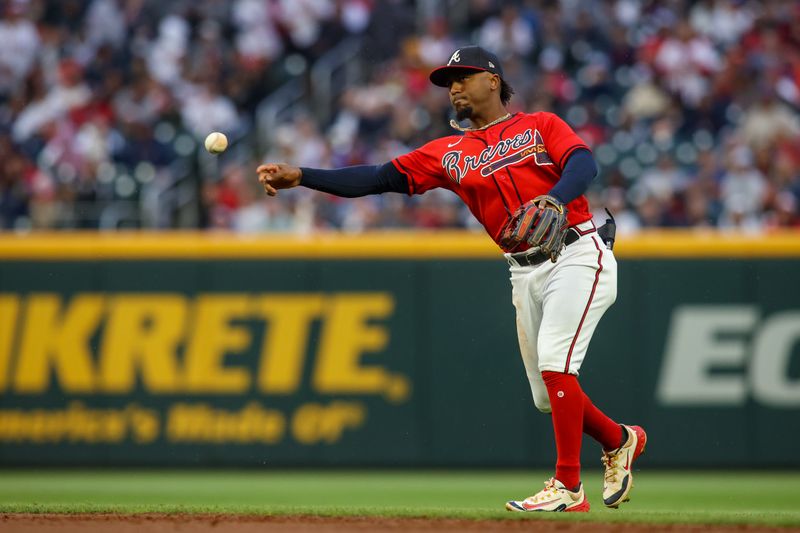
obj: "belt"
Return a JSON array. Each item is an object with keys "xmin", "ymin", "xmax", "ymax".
[{"xmin": 508, "ymin": 227, "xmax": 586, "ymax": 267}]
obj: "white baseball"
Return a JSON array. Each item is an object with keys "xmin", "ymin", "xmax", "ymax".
[{"xmin": 204, "ymin": 132, "xmax": 228, "ymax": 154}]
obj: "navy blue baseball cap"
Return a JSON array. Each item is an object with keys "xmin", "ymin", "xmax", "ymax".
[{"xmin": 429, "ymin": 46, "xmax": 504, "ymax": 87}]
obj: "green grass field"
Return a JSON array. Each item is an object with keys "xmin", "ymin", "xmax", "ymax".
[{"xmin": 1, "ymin": 470, "xmax": 799, "ymax": 527}]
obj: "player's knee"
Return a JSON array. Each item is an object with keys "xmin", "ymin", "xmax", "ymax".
[
  {"xmin": 533, "ymin": 392, "xmax": 551, "ymax": 413},
  {"xmin": 529, "ymin": 376, "xmax": 551, "ymax": 412}
]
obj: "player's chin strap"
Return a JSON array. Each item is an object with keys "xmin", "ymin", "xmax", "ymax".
[{"xmin": 449, "ymin": 112, "xmax": 512, "ymax": 132}]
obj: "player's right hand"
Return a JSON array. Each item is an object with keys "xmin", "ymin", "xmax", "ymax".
[{"xmin": 256, "ymin": 163, "xmax": 302, "ymax": 196}]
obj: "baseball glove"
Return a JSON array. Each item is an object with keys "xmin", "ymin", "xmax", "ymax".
[{"xmin": 500, "ymin": 195, "xmax": 570, "ymax": 262}]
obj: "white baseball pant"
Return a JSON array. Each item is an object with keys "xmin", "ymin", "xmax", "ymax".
[{"xmin": 506, "ymin": 221, "xmax": 617, "ymax": 413}]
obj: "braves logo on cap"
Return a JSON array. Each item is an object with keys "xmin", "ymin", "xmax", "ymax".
[{"xmin": 430, "ymin": 46, "xmax": 504, "ymax": 87}]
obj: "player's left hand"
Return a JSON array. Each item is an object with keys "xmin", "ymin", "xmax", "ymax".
[{"xmin": 500, "ymin": 195, "xmax": 569, "ymax": 261}]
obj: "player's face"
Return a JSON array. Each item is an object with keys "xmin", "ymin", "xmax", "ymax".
[{"xmin": 447, "ymin": 71, "xmax": 499, "ymax": 121}]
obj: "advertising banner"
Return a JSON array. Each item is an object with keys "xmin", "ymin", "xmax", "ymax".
[{"xmin": 0, "ymin": 233, "xmax": 798, "ymax": 467}]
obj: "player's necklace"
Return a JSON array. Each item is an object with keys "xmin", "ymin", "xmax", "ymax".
[{"xmin": 449, "ymin": 112, "xmax": 512, "ymax": 132}]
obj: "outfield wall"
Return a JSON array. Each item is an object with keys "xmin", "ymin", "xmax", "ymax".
[{"xmin": 0, "ymin": 231, "xmax": 798, "ymax": 467}]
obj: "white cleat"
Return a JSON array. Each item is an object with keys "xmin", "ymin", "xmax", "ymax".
[
  {"xmin": 602, "ymin": 424, "xmax": 647, "ymax": 508},
  {"xmin": 506, "ymin": 478, "xmax": 590, "ymax": 512}
]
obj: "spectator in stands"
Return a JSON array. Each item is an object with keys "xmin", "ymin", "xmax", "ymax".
[
  {"xmin": 478, "ymin": 4, "xmax": 534, "ymax": 61},
  {"xmin": 654, "ymin": 20, "xmax": 722, "ymax": 108},
  {"xmin": 0, "ymin": 0, "xmax": 39, "ymax": 96},
  {"xmin": 718, "ymin": 144, "xmax": 768, "ymax": 230}
]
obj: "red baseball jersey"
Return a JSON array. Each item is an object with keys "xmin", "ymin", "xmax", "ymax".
[{"xmin": 391, "ymin": 111, "xmax": 592, "ymax": 251}]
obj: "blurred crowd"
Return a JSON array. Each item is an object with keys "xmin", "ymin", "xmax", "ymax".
[
  {"xmin": 0, "ymin": 0, "xmax": 370, "ymax": 229},
  {"xmin": 1, "ymin": 0, "xmax": 800, "ymax": 233}
]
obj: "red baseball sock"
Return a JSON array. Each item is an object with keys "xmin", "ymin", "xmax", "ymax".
[
  {"xmin": 541, "ymin": 370, "xmax": 583, "ymax": 490},
  {"xmin": 582, "ymin": 392, "xmax": 624, "ymax": 451}
]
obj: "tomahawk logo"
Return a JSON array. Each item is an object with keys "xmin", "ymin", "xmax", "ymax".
[
  {"xmin": 448, "ymin": 50, "xmax": 461, "ymax": 65},
  {"xmin": 532, "ymin": 130, "xmax": 553, "ymax": 165}
]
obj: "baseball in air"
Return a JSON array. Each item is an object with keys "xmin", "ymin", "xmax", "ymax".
[{"xmin": 204, "ymin": 132, "xmax": 228, "ymax": 154}]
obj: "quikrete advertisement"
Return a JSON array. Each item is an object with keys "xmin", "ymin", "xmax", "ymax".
[
  {"xmin": 0, "ymin": 292, "xmax": 410, "ymax": 449},
  {"xmin": 1, "ymin": 249, "xmax": 799, "ymax": 467}
]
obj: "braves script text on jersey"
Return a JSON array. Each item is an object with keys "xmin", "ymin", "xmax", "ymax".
[{"xmin": 392, "ymin": 111, "xmax": 592, "ymax": 251}]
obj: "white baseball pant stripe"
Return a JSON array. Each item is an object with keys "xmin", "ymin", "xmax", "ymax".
[{"xmin": 506, "ymin": 222, "xmax": 617, "ymax": 413}]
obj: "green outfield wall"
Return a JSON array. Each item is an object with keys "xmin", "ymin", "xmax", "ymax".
[{"xmin": 0, "ymin": 232, "xmax": 798, "ymax": 467}]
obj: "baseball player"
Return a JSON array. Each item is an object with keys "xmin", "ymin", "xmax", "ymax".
[{"xmin": 257, "ymin": 46, "xmax": 646, "ymax": 512}]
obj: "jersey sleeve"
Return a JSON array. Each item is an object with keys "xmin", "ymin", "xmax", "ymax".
[
  {"xmin": 539, "ymin": 112, "xmax": 591, "ymax": 169},
  {"xmin": 391, "ymin": 139, "xmax": 450, "ymax": 195}
]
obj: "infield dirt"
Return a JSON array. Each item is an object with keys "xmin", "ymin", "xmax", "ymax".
[{"xmin": 3, "ymin": 514, "xmax": 800, "ymax": 533}]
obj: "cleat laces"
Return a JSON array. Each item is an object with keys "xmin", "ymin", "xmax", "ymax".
[
  {"xmin": 525, "ymin": 478, "xmax": 560, "ymax": 504},
  {"xmin": 602, "ymin": 449, "xmax": 622, "ymax": 483}
]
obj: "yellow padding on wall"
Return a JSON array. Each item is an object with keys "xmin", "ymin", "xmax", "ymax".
[{"xmin": 0, "ymin": 230, "xmax": 798, "ymax": 260}]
